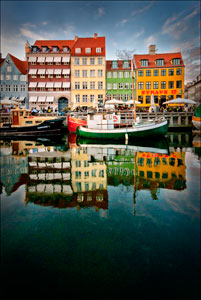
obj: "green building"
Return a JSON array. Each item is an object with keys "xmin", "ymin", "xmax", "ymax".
[{"xmin": 106, "ymin": 60, "xmax": 135, "ymax": 101}]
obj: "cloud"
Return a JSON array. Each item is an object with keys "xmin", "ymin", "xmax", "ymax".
[
  {"xmin": 116, "ymin": 18, "xmax": 128, "ymax": 27},
  {"xmin": 20, "ymin": 27, "xmax": 47, "ymax": 40},
  {"xmin": 96, "ymin": 7, "xmax": 104, "ymax": 18},
  {"xmin": 133, "ymin": 29, "xmax": 144, "ymax": 39},
  {"xmin": 131, "ymin": 2, "xmax": 154, "ymax": 16},
  {"xmin": 63, "ymin": 25, "xmax": 75, "ymax": 36},
  {"xmin": 42, "ymin": 21, "xmax": 48, "ymax": 26}
]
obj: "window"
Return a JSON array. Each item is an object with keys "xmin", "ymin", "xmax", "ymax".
[
  {"xmin": 21, "ymin": 85, "xmax": 25, "ymax": 91},
  {"xmin": 146, "ymin": 82, "xmax": 151, "ymax": 89},
  {"xmin": 75, "ymin": 48, "xmax": 81, "ymax": 53},
  {"xmin": 154, "ymin": 96, "xmax": 159, "ymax": 103},
  {"xmin": 107, "ymin": 83, "xmax": 111, "ymax": 90},
  {"xmin": 156, "ymin": 59, "xmax": 164, "ymax": 66},
  {"xmin": 176, "ymin": 68, "xmax": 182, "ymax": 75},
  {"xmin": 123, "ymin": 61, "xmax": 129, "ymax": 68},
  {"xmin": 169, "ymin": 69, "xmax": 174, "ymax": 76},
  {"xmin": 124, "ymin": 72, "xmax": 130, "ymax": 78},
  {"xmin": 154, "ymin": 69, "xmax": 159, "ymax": 76},
  {"xmin": 125, "ymin": 82, "xmax": 129, "ymax": 89},
  {"xmin": 20, "ymin": 75, "xmax": 27, "ymax": 81},
  {"xmin": 118, "ymin": 72, "xmax": 123, "ymax": 78},
  {"xmin": 113, "ymin": 72, "xmax": 117, "ymax": 78},
  {"xmin": 138, "ymin": 70, "xmax": 143, "ymax": 76},
  {"xmin": 98, "ymin": 70, "xmax": 103, "ymax": 77},
  {"xmin": 6, "ymin": 85, "xmax": 10, "ymax": 91},
  {"xmin": 119, "ymin": 83, "xmax": 123, "ymax": 89},
  {"xmin": 90, "ymin": 95, "xmax": 95, "ymax": 102},
  {"xmin": 98, "ymin": 57, "xmax": 103, "ymax": 65},
  {"xmin": 124, "ymin": 94, "xmax": 129, "ymax": 100},
  {"xmin": 138, "ymin": 82, "xmax": 143, "ymax": 89},
  {"xmin": 85, "ymin": 48, "xmax": 91, "ymax": 53},
  {"xmin": 146, "ymin": 96, "xmax": 151, "ymax": 104},
  {"xmin": 82, "ymin": 70, "xmax": 88, "ymax": 77},
  {"xmin": 6, "ymin": 75, "xmax": 11, "ymax": 80},
  {"xmin": 107, "ymin": 72, "xmax": 111, "ymax": 78},
  {"xmin": 168, "ymin": 81, "xmax": 174, "ymax": 89},
  {"xmin": 75, "ymin": 70, "xmax": 80, "ymax": 77},
  {"xmin": 161, "ymin": 69, "xmax": 166, "ymax": 76},
  {"xmin": 153, "ymin": 81, "xmax": 159, "ymax": 89},
  {"xmin": 7, "ymin": 66, "xmax": 12, "ymax": 72},
  {"xmin": 113, "ymin": 83, "xmax": 117, "ymax": 90},
  {"xmin": 138, "ymin": 96, "xmax": 143, "ymax": 103},
  {"xmin": 52, "ymin": 47, "xmax": 58, "ymax": 52},
  {"xmin": 90, "ymin": 81, "xmax": 95, "ymax": 89},
  {"xmin": 90, "ymin": 58, "xmax": 95, "ymax": 65},
  {"xmin": 82, "ymin": 82, "xmax": 88, "ymax": 89},
  {"xmin": 96, "ymin": 47, "xmax": 101, "ymax": 53},
  {"xmin": 98, "ymin": 94, "xmax": 103, "ymax": 106},
  {"xmin": 176, "ymin": 81, "xmax": 182, "ymax": 88},
  {"xmin": 42, "ymin": 46, "xmax": 47, "ymax": 52},
  {"xmin": 82, "ymin": 58, "xmax": 87, "ymax": 65},
  {"xmin": 75, "ymin": 82, "xmax": 80, "ymax": 89},
  {"xmin": 74, "ymin": 58, "xmax": 80, "ymax": 65},
  {"xmin": 1, "ymin": 75, "xmax": 4, "ymax": 80},
  {"xmin": 13, "ymin": 75, "xmax": 18, "ymax": 80},
  {"xmin": 146, "ymin": 70, "xmax": 151, "ymax": 76},
  {"xmin": 140, "ymin": 60, "xmax": 148, "ymax": 67},
  {"xmin": 98, "ymin": 82, "xmax": 103, "ymax": 89},
  {"xmin": 75, "ymin": 94, "xmax": 80, "ymax": 102},
  {"xmin": 82, "ymin": 95, "xmax": 88, "ymax": 102},
  {"xmin": 172, "ymin": 58, "xmax": 181, "ymax": 65},
  {"xmin": 161, "ymin": 81, "xmax": 166, "ymax": 89},
  {"xmin": 0, "ymin": 85, "xmax": 3, "ymax": 91},
  {"xmin": 112, "ymin": 61, "xmax": 118, "ymax": 68},
  {"xmin": 90, "ymin": 70, "xmax": 95, "ymax": 77},
  {"xmin": 63, "ymin": 47, "xmax": 69, "ymax": 52}
]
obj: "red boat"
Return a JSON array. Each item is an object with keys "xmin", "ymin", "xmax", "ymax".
[{"xmin": 67, "ymin": 115, "xmax": 87, "ymax": 133}]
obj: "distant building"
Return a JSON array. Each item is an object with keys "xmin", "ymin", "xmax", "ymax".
[
  {"xmin": 133, "ymin": 45, "xmax": 185, "ymax": 107},
  {"xmin": 184, "ymin": 74, "xmax": 201, "ymax": 104},
  {"xmin": 0, "ymin": 53, "xmax": 28, "ymax": 107},
  {"xmin": 106, "ymin": 60, "xmax": 134, "ymax": 101}
]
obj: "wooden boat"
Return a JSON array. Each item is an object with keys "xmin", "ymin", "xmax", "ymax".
[
  {"xmin": 0, "ymin": 107, "xmax": 64, "ymax": 137},
  {"xmin": 67, "ymin": 114, "xmax": 87, "ymax": 133},
  {"xmin": 192, "ymin": 104, "xmax": 201, "ymax": 130}
]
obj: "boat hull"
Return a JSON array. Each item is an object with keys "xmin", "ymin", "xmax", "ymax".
[
  {"xmin": 67, "ymin": 115, "xmax": 87, "ymax": 133},
  {"xmin": 76, "ymin": 120, "xmax": 169, "ymax": 140},
  {"xmin": 0, "ymin": 118, "xmax": 64, "ymax": 137},
  {"xmin": 192, "ymin": 116, "xmax": 201, "ymax": 130}
]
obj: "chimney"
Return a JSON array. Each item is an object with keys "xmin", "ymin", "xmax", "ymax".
[
  {"xmin": 94, "ymin": 33, "xmax": 98, "ymax": 39},
  {"xmin": 25, "ymin": 42, "xmax": 30, "ymax": 54},
  {"xmin": 149, "ymin": 45, "xmax": 156, "ymax": 55},
  {"xmin": 74, "ymin": 36, "xmax": 78, "ymax": 41}
]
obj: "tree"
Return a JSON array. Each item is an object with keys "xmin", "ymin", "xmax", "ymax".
[{"xmin": 115, "ymin": 49, "xmax": 135, "ymax": 60}]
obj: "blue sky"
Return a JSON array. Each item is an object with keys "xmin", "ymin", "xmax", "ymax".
[{"xmin": 1, "ymin": 0, "xmax": 200, "ymax": 82}]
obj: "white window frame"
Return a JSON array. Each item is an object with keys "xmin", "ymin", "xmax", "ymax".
[
  {"xmin": 96, "ymin": 48, "xmax": 101, "ymax": 53},
  {"xmin": 74, "ymin": 58, "xmax": 80, "ymax": 65},
  {"xmin": 75, "ymin": 48, "xmax": 81, "ymax": 54},
  {"xmin": 85, "ymin": 48, "xmax": 91, "ymax": 53}
]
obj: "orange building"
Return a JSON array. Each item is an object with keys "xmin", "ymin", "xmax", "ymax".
[{"xmin": 133, "ymin": 45, "xmax": 185, "ymax": 108}]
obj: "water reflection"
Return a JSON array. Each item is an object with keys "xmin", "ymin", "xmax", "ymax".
[{"xmin": 0, "ymin": 132, "xmax": 197, "ymax": 213}]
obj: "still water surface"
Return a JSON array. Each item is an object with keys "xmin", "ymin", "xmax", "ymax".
[{"xmin": 1, "ymin": 133, "xmax": 200, "ymax": 297}]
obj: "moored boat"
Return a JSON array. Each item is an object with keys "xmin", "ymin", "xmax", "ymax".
[
  {"xmin": 192, "ymin": 104, "xmax": 201, "ymax": 130},
  {"xmin": 0, "ymin": 107, "xmax": 64, "ymax": 137},
  {"xmin": 67, "ymin": 114, "xmax": 87, "ymax": 133}
]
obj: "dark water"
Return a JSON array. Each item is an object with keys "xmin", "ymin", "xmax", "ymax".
[{"xmin": 1, "ymin": 133, "xmax": 200, "ymax": 298}]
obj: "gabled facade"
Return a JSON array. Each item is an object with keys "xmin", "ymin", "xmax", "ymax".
[
  {"xmin": 26, "ymin": 40, "xmax": 73, "ymax": 112},
  {"xmin": 133, "ymin": 45, "xmax": 185, "ymax": 107},
  {"xmin": 106, "ymin": 60, "xmax": 134, "ymax": 101},
  {"xmin": 0, "ymin": 53, "xmax": 28, "ymax": 107},
  {"xmin": 71, "ymin": 33, "xmax": 106, "ymax": 110}
]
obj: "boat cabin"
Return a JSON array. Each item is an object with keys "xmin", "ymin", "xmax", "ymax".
[{"xmin": 87, "ymin": 113, "xmax": 121, "ymax": 130}]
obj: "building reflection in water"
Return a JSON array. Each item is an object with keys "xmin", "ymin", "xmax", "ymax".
[{"xmin": 0, "ymin": 132, "xmax": 188, "ymax": 213}]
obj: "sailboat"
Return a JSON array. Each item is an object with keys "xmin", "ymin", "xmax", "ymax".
[{"xmin": 76, "ymin": 61, "xmax": 168, "ymax": 140}]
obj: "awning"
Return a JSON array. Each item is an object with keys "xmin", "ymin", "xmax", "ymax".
[
  {"xmin": 62, "ymin": 82, "xmax": 70, "ymax": 88},
  {"xmin": 62, "ymin": 69, "xmax": 70, "ymax": 74},
  {"xmin": 37, "ymin": 57, "xmax": 45, "ymax": 63},
  {"xmin": 19, "ymin": 96, "xmax": 25, "ymax": 101},
  {"xmin": 46, "ymin": 96, "xmax": 54, "ymax": 102},
  {"xmin": 29, "ymin": 69, "xmax": 37, "ymax": 74},
  {"xmin": 37, "ymin": 82, "xmax": 46, "ymax": 88},
  {"xmin": 46, "ymin": 57, "xmax": 53, "ymax": 62},
  {"xmin": 28, "ymin": 57, "xmax": 37, "ymax": 62},
  {"xmin": 38, "ymin": 96, "xmax": 46, "ymax": 102},
  {"xmin": 46, "ymin": 69, "xmax": 54, "ymax": 74},
  {"xmin": 38, "ymin": 69, "xmax": 46, "ymax": 74},
  {"xmin": 29, "ymin": 82, "xmax": 37, "ymax": 87},
  {"xmin": 54, "ymin": 82, "xmax": 62, "ymax": 88},
  {"xmin": 62, "ymin": 56, "xmax": 70, "ymax": 62},
  {"xmin": 54, "ymin": 57, "xmax": 61, "ymax": 62},
  {"xmin": 54, "ymin": 69, "xmax": 62, "ymax": 75},
  {"xmin": 29, "ymin": 96, "xmax": 37, "ymax": 102},
  {"xmin": 46, "ymin": 82, "xmax": 54, "ymax": 88}
]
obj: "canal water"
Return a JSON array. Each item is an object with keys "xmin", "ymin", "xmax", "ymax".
[{"xmin": 1, "ymin": 132, "xmax": 200, "ymax": 297}]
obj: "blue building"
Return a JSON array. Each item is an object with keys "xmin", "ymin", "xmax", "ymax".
[{"xmin": 0, "ymin": 53, "xmax": 28, "ymax": 107}]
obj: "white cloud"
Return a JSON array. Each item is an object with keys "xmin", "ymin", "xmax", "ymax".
[
  {"xmin": 20, "ymin": 28, "xmax": 47, "ymax": 40},
  {"xmin": 96, "ymin": 7, "xmax": 104, "ymax": 18},
  {"xmin": 131, "ymin": 2, "xmax": 154, "ymax": 16},
  {"xmin": 116, "ymin": 18, "xmax": 128, "ymax": 27}
]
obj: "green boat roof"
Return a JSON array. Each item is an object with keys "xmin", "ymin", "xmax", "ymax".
[{"xmin": 195, "ymin": 104, "xmax": 201, "ymax": 117}]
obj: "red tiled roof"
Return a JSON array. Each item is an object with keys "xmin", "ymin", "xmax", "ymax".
[
  {"xmin": 0, "ymin": 58, "xmax": 5, "ymax": 67},
  {"xmin": 134, "ymin": 52, "xmax": 184, "ymax": 69},
  {"xmin": 71, "ymin": 36, "xmax": 105, "ymax": 56},
  {"xmin": 34, "ymin": 40, "xmax": 75, "ymax": 51},
  {"xmin": 9, "ymin": 53, "xmax": 28, "ymax": 74},
  {"xmin": 106, "ymin": 60, "xmax": 132, "ymax": 71}
]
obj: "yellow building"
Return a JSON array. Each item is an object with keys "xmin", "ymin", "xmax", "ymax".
[
  {"xmin": 71, "ymin": 33, "xmax": 106, "ymax": 110},
  {"xmin": 134, "ymin": 45, "xmax": 185, "ymax": 107}
]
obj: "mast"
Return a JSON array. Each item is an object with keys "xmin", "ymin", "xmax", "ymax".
[{"xmin": 131, "ymin": 60, "xmax": 136, "ymax": 123}]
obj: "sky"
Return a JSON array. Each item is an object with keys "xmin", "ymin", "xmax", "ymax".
[{"xmin": 1, "ymin": 0, "xmax": 200, "ymax": 83}]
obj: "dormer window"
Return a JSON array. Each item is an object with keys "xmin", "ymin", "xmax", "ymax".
[
  {"xmin": 75, "ymin": 48, "xmax": 81, "ymax": 54},
  {"xmin": 96, "ymin": 48, "xmax": 101, "ymax": 53},
  {"xmin": 63, "ymin": 47, "xmax": 69, "ymax": 52},
  {"xmin": 42, "ymin": 46, "xmax": 48, "ymax": 53},
  {"xmin": 140, "ymin": 59, "xmax": 148, "ymax": 67},
  {"xmin": 52, "ymin": 46, "xmax": 59, "ymax": 52},
  {"xmin": 123, "ymin": 61, "xmax": 129, "ymax": 68},
  {"xmin": 156, "ymin": 59, "xmax": 164, "ymax": 66},
  {"xmin": 172, "ymin": 58, "xmax": 181, "ymax": 65},
  {"xmin": 85, "ymin": 48, "xmax": 91, "ymax": 54},
  {"xmin": 112, "ymin": 61, "xmax": 118, "ymax": 69},
  {"xmin": 32, "ymin": 46, "xmax": 39, "ymax": 53}
]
